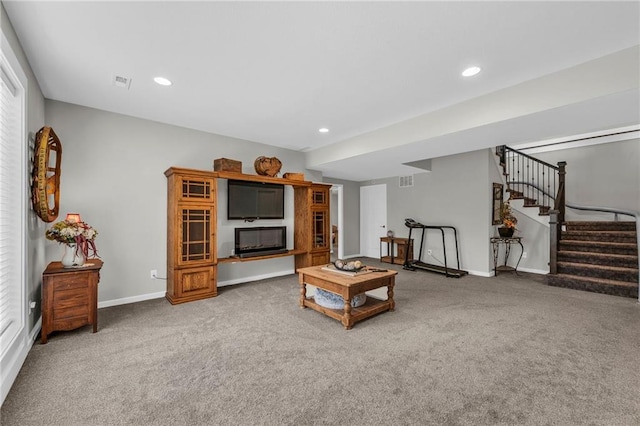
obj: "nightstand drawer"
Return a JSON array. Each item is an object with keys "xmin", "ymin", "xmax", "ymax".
[
  {"xmin": 53, "ymin": 290, "xmax": 89, "ymax": 319},
  {"xmin": 52, "ymin": 275, "xmax": 89, "ymax": 292}
]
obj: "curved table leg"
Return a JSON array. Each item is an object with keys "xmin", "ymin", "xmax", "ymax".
[{"xmin": 514, "ymin": 239, "xmax": 525, "ymax": 275}]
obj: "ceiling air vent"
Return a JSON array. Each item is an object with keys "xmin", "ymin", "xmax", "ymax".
[
  {"xmin": 112, "ymin": 75, "xmax": 132, "ymax": 89},
  {"xmin": 399, "ymin": 175, "xmax": 414, "ymax": 188}
]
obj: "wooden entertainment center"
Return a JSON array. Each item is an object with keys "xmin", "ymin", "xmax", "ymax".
[{"xmin": 165, "ymin": 167, "xmax": 331, "ymax": 304}]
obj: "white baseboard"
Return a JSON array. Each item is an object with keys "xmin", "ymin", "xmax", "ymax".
[
  {"xmin": 96, "ymin": 270, "xmax": 301, "ymax": 308},
  {"xmin": 466, "ymin": 269, "xmax": 493, "ymax": 278},
  {"xmin": 343, "ymin": 253, "xmax": 363, "ymax": 259},
  {"xmin": 218, "ymin": 269, "xmax": 294, "ymax": 287},
  {"xmin": 516, "ymin": 266, "xmax": 549, "ymax": 275},
  {"xmin": 98, "ymin": 291, "xmax": 165, "ymax": 309}
]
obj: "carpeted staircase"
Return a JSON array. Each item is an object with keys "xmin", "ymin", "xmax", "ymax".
[
  {"xmin": 497, "ymin": 145, "xmax": 639, "ymax": 299},
  {"xmin": 546, "ymin": 221, "xmax": 639, "ymax": 298}
]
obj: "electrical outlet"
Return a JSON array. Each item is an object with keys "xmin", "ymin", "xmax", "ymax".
[
  {"xmin": 522, "ymin": 252, "xmax": 527, "ymax": 258},
  {"xmin": 150, "ymin": 269, "xmax": 157, "ymax": 279},
  {"xmin": 427, "ymin": 249, "xmax": 432, "ymax": 255}
]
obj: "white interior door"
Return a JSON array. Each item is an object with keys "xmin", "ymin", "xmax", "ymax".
[{"xmin": 360, "ymin": 184, "xmax": 387, "ymax": 258}]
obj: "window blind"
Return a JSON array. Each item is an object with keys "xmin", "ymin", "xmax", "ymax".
[{"xmin": 0, "ymin": 58, "xmax": 25, "ymax": 357}]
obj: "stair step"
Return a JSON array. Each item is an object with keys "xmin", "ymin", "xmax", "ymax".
[
  {"xmin": 557, "ymin": 250, "xmax": 639, "ymax": 268},
  {"xmin": 561, "ymin": 230, "xmax": 637, "ymax": 243},
  {"xmin": 538, "ymin": 206, "xmax": 550, "ymax": 215},
  {"xmin": 547, "ymin": 274, "xmax": 638, "ymax": 299},
  {"xmin": 565, "ymin": 221, "xmax": 637, "ymax": 232},
  {"xmin": 559, "ymin": 240, "xmax": 638, "ymax": 255},
  {"xmin": 556, "ymin": 261, "xmax": 638, "ymax": 282}
]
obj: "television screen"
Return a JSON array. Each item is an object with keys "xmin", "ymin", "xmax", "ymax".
[{"xmin": 227, "ymin": 180, "xmax": 285, "ymax": 220}]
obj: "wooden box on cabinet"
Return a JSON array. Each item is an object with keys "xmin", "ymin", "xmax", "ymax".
[
  {"xmin": 165, "ymin": 168, "xmax": 218, "ymax": 304},
  {"xmin": 294, "ymin": 183, "xmax": 331, "ymax": 269},
  {"xmin": 213, "ymin": 158, "xmax": 242, "ymax": 173},
  {"xmin": 41, "ymin": 260, "xmax": 103, "ymax": 344}
]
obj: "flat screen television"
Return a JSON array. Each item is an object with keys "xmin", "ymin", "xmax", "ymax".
[{"xmin": 227, "ymin": 180, "xmax": 285, "ymax": 220}]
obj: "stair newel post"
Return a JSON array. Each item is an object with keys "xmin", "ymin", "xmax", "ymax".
[
  {"xmin": 549, "ymin": 210, "xmax": 560, "ymax": 274},
  {"xmin": 496, "ymin": 145, "xmax": 506, "ymax": 166},
  {"xmin": 557, "ymin": 161, "xmax": 567, "ymax": 223}
]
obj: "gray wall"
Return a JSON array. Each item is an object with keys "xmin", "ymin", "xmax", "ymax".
[
  {"xmin": 2, "ymin": 3, "xmax": 46, "ymax": 336},
  {"xmin": 362, "ymin": 149, "xmax": 493, "ymax": 275},
  {"xmin": 45, "ymin": 100, "xmax": 322, "ymax": 305},
  {"xmin": 533, "ymin": 138, "xmax": 640, "ymax": 219}
]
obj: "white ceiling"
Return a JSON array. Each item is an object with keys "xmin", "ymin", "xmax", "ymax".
[{"xmin": 4, "ymin": 1, "xmax": 640, "ymax": 181}]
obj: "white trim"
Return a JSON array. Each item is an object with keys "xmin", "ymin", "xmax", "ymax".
[
  {"xmin": 331, "ymin": 184, "xmax": 344, "ymax": 260},
  {"xmin": 511, "ymin": 125, "xmax": 640, "ymax": 155},
  {"xmin": 0, "ymin": 330, "xmax": 33, "ymax": 405},
  {"xmin": 466, "ymin": 269, "xmax": 493, "ymax": 278},
  {"xmin": 342, "ymin": 253, "xmax": 363, "ymax": 259},
  {"xmin": 97, "ymin": 291, "xmax": 165, "ymax": 309},
  {"xmin": 516, "ymin": 267, "xmax": 549, "ymax": 275},
  {"xmin": 95, "ymin": 269, "xmax": 309, "ymax": 309},
  {"xmin": 218, "ymin": 269, "xmax": 294, "ymax": 287},
  {"xmin": 0, "ymin": 29, "xmax": 29, "ymax": 408}
]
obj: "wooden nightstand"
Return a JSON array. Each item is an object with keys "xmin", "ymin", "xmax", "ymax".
[{"xmin": 41, "ymin": 259, "xmax": 103, "ymax": 344}]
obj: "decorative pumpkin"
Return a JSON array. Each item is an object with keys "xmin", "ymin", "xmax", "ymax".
[{"xmin": 254, "ymin": 156, "xmax": 282, "ymax": 177}]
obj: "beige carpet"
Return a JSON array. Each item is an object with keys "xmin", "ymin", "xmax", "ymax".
[{"xmin": 2, "ymin": 259, "xmax": 639, "ymax": 425}]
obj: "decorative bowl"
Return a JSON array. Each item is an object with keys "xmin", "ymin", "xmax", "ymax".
[{"xmin": 333, "ymin": 259, "xmax": 364, "ymax": 272}]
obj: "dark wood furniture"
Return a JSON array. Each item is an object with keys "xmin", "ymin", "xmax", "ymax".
[
  {"xmin": 380, "ymin": 236, "xmax": 413, "ymax": 265},
  {"xmin": 490, "ymin": 236, "xmax": 524, "ymax": 275},
  {"xmin": 41, "ymin": 259, "xmax": 103, "ymax": 344},
  {"xmin": 165, "ymin": 167, "xmax": 331, "ymax": 304},
  {"xmin": 297, "ymin": 265, "xmax": 397, "ymax": 329}
]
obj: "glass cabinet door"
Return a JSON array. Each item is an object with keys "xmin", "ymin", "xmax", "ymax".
[
  {"xmin": 312, "ymin": 210, "xmax": 328, "ymax": 249},
  {"xmin": 179, "ymin": 205, "xmax": 215, "ymax": 265},
  {"xmin": 312, "ymin": 188, "xmax": 328, "ymax": 206},
  {"xmin": 179, "ymin": 177, "xmax": 215, "ymax": 202}
]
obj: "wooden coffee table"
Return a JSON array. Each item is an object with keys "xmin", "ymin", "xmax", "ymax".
[{"xmin": 297, "ymin": 265, "xmax": 397, "ymax": 329}]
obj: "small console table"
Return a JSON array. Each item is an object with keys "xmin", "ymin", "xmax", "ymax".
[
  {"xmin": 41, "ymin": 259, "xmax": 103, "ymax": 344},
  {"xmin": 490, "ymin": 237, "xmax": 523, "ymax": 275},
  {"xmin": 380, "ymin": 237, "xmax": 413, "ymax": 265}
]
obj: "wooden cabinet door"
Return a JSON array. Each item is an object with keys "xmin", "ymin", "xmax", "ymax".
[{"xmin": 175, "ymin": 266, "xmax": 216, "ymax": 299}]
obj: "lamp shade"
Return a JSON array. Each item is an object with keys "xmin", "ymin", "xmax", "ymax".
[{"xmin": 65, "ymin": 213, "xmax": 82, "ymax": 223}]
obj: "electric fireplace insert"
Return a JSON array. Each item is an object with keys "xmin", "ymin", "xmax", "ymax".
[{"xmin": 234, "ymin": 226, "xmax": 287, "ymax": 258}]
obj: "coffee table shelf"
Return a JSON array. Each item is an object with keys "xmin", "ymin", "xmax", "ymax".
[
  {"xmin": 302, "ymin": 296, "xmax": 391, "ymax": 325},
  {"xmin": 297, "ymin": 265, "xmax": 397, "ymax": 329}
]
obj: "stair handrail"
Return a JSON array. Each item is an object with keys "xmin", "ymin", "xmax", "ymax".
[
  {"xmin": 550, "ymin": 203, "xmax": 640, "ymax": 303},
  {"xmin": 497, "ymin": 145, "xmax": 560, "ymax": 171},
  {"xmin": 497, "ymin": 145, "xmax": 566, "ymax": 223}
]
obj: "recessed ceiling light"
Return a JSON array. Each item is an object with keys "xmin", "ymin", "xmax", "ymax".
[
  {"xmin": 461, "ymin": 66, "xmax": 481, "ymax": 77},
  {"xmin": 154, "ymin": 77, "xmax": 172, "ymax": 86},
  {"xmin": 319, "ymin": 128, "xmax": 329, "ymax": 133}
]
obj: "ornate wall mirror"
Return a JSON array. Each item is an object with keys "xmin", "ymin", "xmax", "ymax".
[{"xmin": 492, "ymin": 183, "xmax": 503, "ymax": 225}]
